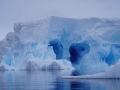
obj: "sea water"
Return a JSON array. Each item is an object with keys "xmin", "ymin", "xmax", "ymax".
[{"xmin": 0, "ymin": 71, "xmax": 120, "ymax": 90}]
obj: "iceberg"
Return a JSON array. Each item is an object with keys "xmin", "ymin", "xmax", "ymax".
[{"xmin": 0, "ymin": 16, "xmax": 120, "ymax": 78}]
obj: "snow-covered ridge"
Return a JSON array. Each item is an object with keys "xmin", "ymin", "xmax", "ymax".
[{"xmin": 0, "ymin": 16, "xmax": 120, "ymax": 77}]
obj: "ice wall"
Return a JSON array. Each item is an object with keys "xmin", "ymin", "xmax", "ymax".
[{"xmin": 0, "ymin": 16, "xmax": 120, "ymax": 75}]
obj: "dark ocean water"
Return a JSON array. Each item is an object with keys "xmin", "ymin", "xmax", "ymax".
[{"xmin": 0, "ymin": 71, "xmax": 120, "ymax": 90}]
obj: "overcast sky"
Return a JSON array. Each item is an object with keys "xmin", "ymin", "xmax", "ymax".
[{"xmin": 0, "ymin": 0, "xmax": 120, "ymax": 40}]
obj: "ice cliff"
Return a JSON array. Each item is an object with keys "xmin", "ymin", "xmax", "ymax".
[{"xmin": 0, "ymin": 16, "xmax": 120, "ymax": 76}]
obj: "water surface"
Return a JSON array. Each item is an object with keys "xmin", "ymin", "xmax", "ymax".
[{"xmin": 0, "ymin": 71, "xmax": 120, "ymax": 90}]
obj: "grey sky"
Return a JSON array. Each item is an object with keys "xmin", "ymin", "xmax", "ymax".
[{"xmin": 0, "ymin": 0, "xmax": 120, "ymax": 40}]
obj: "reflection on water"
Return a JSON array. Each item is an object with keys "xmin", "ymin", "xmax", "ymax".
[
  {"xmin": 0, "ymin": 71, "xmax": 120, "ymax": 90},
  {"xmin": 64, "ymin": 79, "xmax": 120, "ymax": 90}
]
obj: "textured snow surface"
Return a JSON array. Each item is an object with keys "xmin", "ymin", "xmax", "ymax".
[{"xmin": 0, "ymin": 16, "xmax": 120, "ymax": 78}]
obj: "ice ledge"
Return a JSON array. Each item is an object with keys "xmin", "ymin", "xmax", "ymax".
[
  {"xmin": 63, "ymin": 60, "xmax": 120, "ymax": 79},
  {"xmin": 62, "ymin": 73, "xmax": 106, "ymax": 79}
]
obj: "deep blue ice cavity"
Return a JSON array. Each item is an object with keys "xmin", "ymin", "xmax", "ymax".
[
  {"xmin": 49, "ymin": 40, "xmax": 63, "ymax": 59},
  {"xmin": 106, "ymin": 44, "xmax": 120, "ymax": 66},
  {"xmin": 69, "ymin": 42, "xmax": 90, "ymax": 64},
  {"xmin": 106, "ymin": 52, "xmax": 115, "ymax": 66}
]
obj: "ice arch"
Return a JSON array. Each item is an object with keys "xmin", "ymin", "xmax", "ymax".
[
  {"xmin": 49, "ymin": 40, "xmax": 63, "ymax": 59},
  {"xmin": 69, "ymin": 42, "xmax": 90, "ymax": 64}
]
